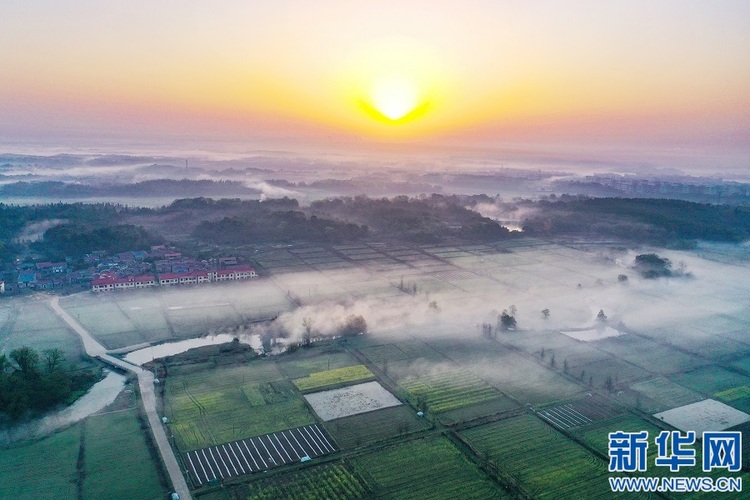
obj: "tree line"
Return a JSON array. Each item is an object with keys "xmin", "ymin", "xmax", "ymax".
[{"xmin": 0, "ymin": 347, "xmax": 99, "ymax": 422}]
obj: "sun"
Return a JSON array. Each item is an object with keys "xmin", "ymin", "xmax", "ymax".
[{"xmin": 369, "ymin": 76, "xmax": 420, "ymax": 121}]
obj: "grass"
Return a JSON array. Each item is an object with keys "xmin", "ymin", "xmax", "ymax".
[
  {"xmin": 164, "ymin": 361, "xmax": 317, "ymax": 451},
  {"xmin": 0, "ymin": 423, "xmax": 80, "ymax": 500},
  {"xmin": 400, "ymin": 368, "xmax": 503, "ymax": 413},
  {"xmin": 460, "ymin": 415, "xmax": 622, "ymax": 499},
  {"xmin": 293, "ymin": 365, "xmax": 374, "ymax": 392},
  {"xmin": 350, "ymin": 436, "xmax": 506, "ymax": 499},
  {"xmin": 83, "ymin": 409, "xmax": 166, "ymax": 500},
  {"xmin": 230, "ymin": 463, "xmax": 368, "ymax": 500},
  {"xmin": 324, "ymin": 405, "xmax": 431, "ymax": 449}
]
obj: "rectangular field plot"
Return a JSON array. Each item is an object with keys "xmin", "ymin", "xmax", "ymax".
[
  {"xmin": 185, "ymin": 424, "xmax": 337, "ymax": 486},
  {"xmin": 561, "ymin": 326, "xmax": 625, "ymax": 342},
  {"xmin": 630, "ymin": 378, "xmax": 705, "ymax": 413},
  {"xmin": 0, "ymin": 300, "xmax": 84, "ymax": 361},
  {"xmin": 0, "ymin": 423, "xmax": 80, "ymax": 500},
  {"xmin": 237, "ymin": 463, "xmax": 367, "ymax": 500},
  {"xmin": 84, "ymin": 409, "xmax": 166, "ymax": 500},
  {"xmin": 537, "ymin": 395, "xmax": 622, "ymax": 430},
  {"xmin": 350, "ymin": 436, "xmax": 505, "ymax": 499},
  {"xmin": 672, "ymin": 366, "xmax": 750, "ymax": 396},
  {"xmin": 460, "ymin": 415, "xmax": 618, "ymax": 499},
  {"xmin": 293, "ymin": 365, "xmax": 374, "ymax": 392},
  {"xmin": 276, "ymin": 349, "xmax": 359, "ymax": 379},
  {"xmin": 165, "ymin": 362, "xmax": 317, "ymax": 451},
  {"xmin": 459, "ymin": 348, "xmax": 583, "ymax": 405},
  {"xmin": 304, "ymin": 381, "xmax": 402, "ymax": 421},
  {"xmin": 654, "ymin": 399, "xmax": 750, "ymax": 434},
  {"xmin": 400, "ymin": 368, "xmax": 507, "ymax": 414},
  {"xmin": 324, "ymin": 405, "xmax": 431, "ymax": 449}
]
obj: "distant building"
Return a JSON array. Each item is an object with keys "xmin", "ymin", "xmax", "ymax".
[{"xmin": 18, "ymin": 271, "xmax": 37, "ymax": 288}]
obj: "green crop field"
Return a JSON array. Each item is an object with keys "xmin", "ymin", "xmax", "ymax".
[
  {"xmin": 324, "ymin": 405, "xmax": 431, "ymax": 449},
  {"xmin": 460, "ymin": 415, "xmax": 622, "ymax": 499},
  {"xmin": 276, "ymin": 349, "xmax": 360, "ymax": 379},
  {"xmin": 400, "ymin": 368, "xmax": 504, "ymax": 413},
  {"xmin": 83, "ymin": 409, "xmax": 166, "ymax": 500},
  {"xmin": 228, "ymin": 463, "xmax": 367, "ymax": 500},
  {"xmin": 293, "ymin": 364, "xmax": 374, "ymax": 391},
  {"xmin": 0, "ymin": 423, "xmax": 80, "ymax": 500},
  {"xmin": 714, "ymin": 385, "xmax": 750, "ymax": 413},
  {"xmin": 630, "ymin": 378, "xmax": 705, "ymax": 412},
  {"xmin": 672, "ymin": 366, "xmax": 750, "ymax": 396},
  {"xmin": 437, "ymin": 396, "xmax": 520, "ymax": 424},
  {"xmin": 350, "ymin": 436, "xmax": 506, "ymax": 499},
  {"xmin": 0, "ymin": 408, "xmax": 166, "ymax": 500},
  {"xmin": 164, "ymin": 361, "xmax": 317, "ymax": 451}
]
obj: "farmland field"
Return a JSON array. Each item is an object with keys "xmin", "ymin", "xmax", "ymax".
[
  {"xmin": 630, "ymin": 377, "xmax": 705, "ymax": 412},
  {"xmin": 276, "ymin": 349, "xmax": 360, "ymax": 379},
  {"xmin": 672, "ymin": 366, "xmax": 750, "ymax": 396},
  {"xmin": 460, "ymin": 415, "xmax": 623, "ymax": 499},
  {"xmin": 292, "ymin": 364, "xmax": 373, "ymax": 391},
  {"xmin": 164, "ymin": 362, "xmax": 316, "ymax": 451},
  {"xmin": 324, "ymin": 405, "xmax": 431, "ymax": 449},
  {"xmin": 350, "ymin": 436, "xmax": 506, "ymax": 499},
  {"xmin": 0, "ymin": 408, "xmax": 166, "ymax": 500},
  {"xmin": 0, "ymin": 298, "xmax": 84, "ymax": 362},
  {"xmin": 83, "ymin": 409, "xmax": 166, "ymax": 500},
  {"xmin": 400, "ymin": 368, "xmax": 507, "ymax": 413},
  {"xmin": 304, "ymin": 381, "xmax": 402, "ymax": 421},
  {"xmin": 0, "ymin": 423, "xmax": 80, "ymax": 500},
  {"xmin": 229, "ymin": 463, "xmax": 368, "ymax": 500}
]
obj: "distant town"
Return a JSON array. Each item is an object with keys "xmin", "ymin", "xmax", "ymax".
[{"xmin": 4, "ymin": 245, "xmax": 257, "ymax": 294}]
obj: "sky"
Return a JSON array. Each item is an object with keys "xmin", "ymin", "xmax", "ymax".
[{"xmin": 1, "ymin": 1, "xmax": 749, "ymax": 167}]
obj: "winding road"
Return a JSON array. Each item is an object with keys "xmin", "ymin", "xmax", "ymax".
[{"xmin": 50, "ymin": 296, "xmax": 193, "ymax": 500}]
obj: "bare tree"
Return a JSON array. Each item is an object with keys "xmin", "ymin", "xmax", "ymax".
[
  {"xmin": 541, "ymin": 308, "xmax": 550, "ymax": 320},
  {"xmin": 302, "ymin": 317, "xmax": 313, "ymax": 347},
  {"xmin": 43, "ymin": 348, "xmax": 64, "ymax": 373}
]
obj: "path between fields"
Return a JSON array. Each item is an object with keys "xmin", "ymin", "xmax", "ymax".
[{"xmin": 50, "ymin": 296, "xmax": 193, "ymax": 500}]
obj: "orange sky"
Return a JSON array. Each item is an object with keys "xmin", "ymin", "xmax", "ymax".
[{"xmin": 1, "ymin": 1, "xmax": 749, "ymax": 160}]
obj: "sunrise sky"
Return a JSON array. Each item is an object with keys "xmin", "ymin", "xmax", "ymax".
[{"xmin": 1, "ymin": 1, "xmax": 749, "ymax": 163}]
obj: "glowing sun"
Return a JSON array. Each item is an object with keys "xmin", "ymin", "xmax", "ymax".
[{"xmin": 369, "ymin": 76, "xmax": 421, "ymax": 121}]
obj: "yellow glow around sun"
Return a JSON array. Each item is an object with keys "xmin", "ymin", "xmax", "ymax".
[
  {"xmin": 338, "ymin": 36, "xmax": 444, "ymax": 130},
  {"xmin": 369, "ymin": 76, "xmax": 420, "ymax": 120}
]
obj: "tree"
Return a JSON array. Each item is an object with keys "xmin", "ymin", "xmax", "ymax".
[
  {"xmin": 605, "ymin": 375, "xmax": 614, "ymax": 392},
  {"xmin": 339, "ymin": 315, "xmax": 367, "ymax": 337},
  {"xmin": 617, "ymin": 274, "xmax": 629, "ymax": 283},
  {"xmin": 499, "ymin": 311, "xmax": 517, "ymax": 331},
  {"xmin": 10, "ymin": 347, "xmax": 39, "ymax": 375},
  {"xmin": 596, "ymin": 309, "xmax": 607, "ymax": 323},
  {"xmin": 634, "ymin": 253, "xmax": 672, "ymax": 279},
  {"xmin": 43, "ymin": 348, "xmax": 64, "ymax": 373},
  {"xmin": 302, "ymin": 317, "xmax": 313, "ymax": 347},
  {"xmin": 541, "ymin": 308, "xmax": 550, "ymax": 320}
]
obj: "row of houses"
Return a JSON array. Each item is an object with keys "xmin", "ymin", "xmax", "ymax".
[{"xmin": 91, "ymin": 266, "xmax": 258, "ymax": 292}]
